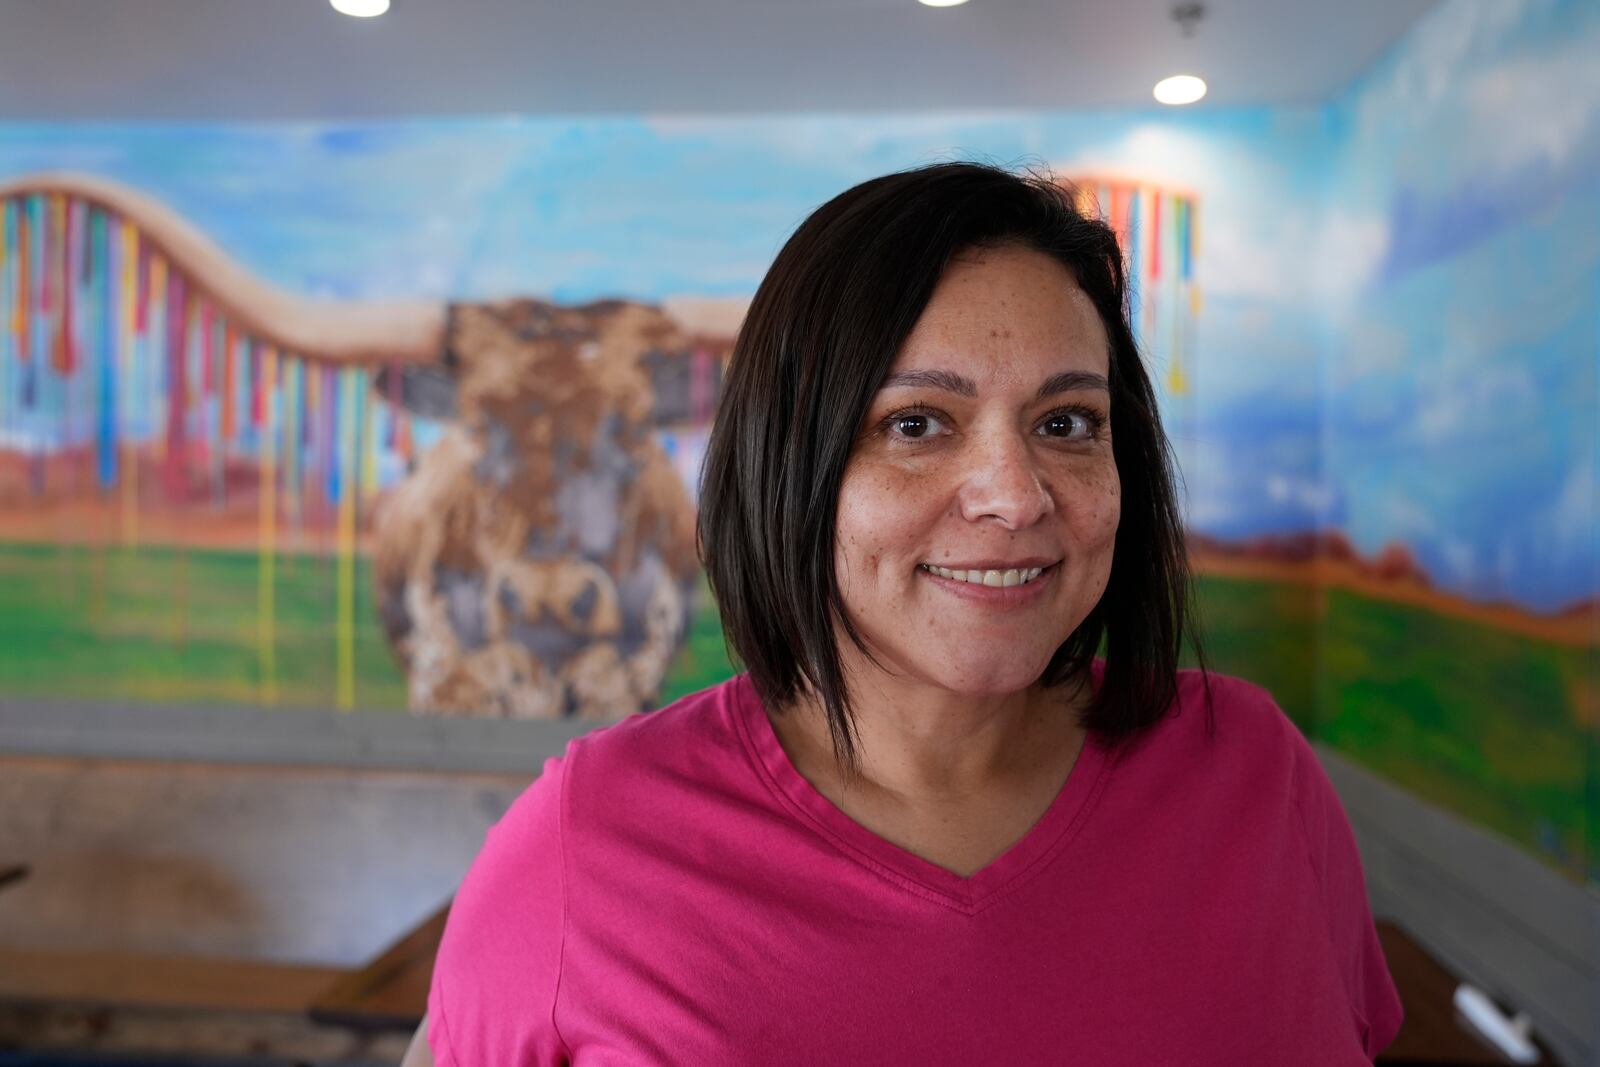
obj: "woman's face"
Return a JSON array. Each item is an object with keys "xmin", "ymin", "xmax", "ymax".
[{"xmin": 833, "ymin": 243, "xmax": 1120, "ymax": 697}]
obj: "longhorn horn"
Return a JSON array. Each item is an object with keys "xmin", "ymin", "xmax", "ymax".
[{"xmin": 0, "ymin": 171, "xmax": 447, "ymax": 365}]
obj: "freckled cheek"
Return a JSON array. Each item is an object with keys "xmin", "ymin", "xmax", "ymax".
[
  {"xmin": 1055, "ymin": 465, "xmax": 1121, "ymax": 543},
  {"xmin": 837, "ymin": 465, "xmax": 947, "ymax": 582}
]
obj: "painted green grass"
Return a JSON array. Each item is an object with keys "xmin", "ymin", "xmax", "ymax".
[
  {"xmin": 1190, "ymin": 573, "xmax": 1593, "ymax": 885},
  {"xmin": 0, "ymin": 542, "xmax": 409, "ymax": 709},
  {"xmin": 1314, "ymin": 587, "xmax": 1594, "ymax": 885},
  {"xmin": 1182, "ymin": 576, "xmax": 1318, "ymax": 729},
  {"xmin": 659, "ymin": 578, "xmax": 739, "ymax": 704},
  {"xmin": 0, "ymin": 542, "xmax": 1589, "ymax": 882},
  {"xmin": 0, "ymin": 541, "xmax": 741, "ymax": 711}
]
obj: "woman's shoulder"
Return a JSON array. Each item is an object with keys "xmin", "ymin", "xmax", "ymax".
[
  {"xmin": 567, "ymin": 673, "xmax": 751, "ymax": 771},
  {"xmin": 494, "ymin": 675, "xmax": 755, "ymax": 831},
  {"xmin": 1108, "ymin": 665, "xmax": 1309, "ymax": 792},
  {"xmin": 1171, "ymin": 665, "xmax": 1301, "ymax": 748}
]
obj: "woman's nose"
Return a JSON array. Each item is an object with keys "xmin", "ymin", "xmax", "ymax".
[{"xmin": 956, "ymin": 432, "xmax": 1053, "ymax": 530}]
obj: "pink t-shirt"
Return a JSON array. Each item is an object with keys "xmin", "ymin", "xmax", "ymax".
[{"xmin": 428, "ymin": 663, "xmax": 1403, "ymax": 1065}]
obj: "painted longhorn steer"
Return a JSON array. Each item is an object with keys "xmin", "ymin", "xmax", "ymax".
[{"xmin": 372, "ymin": 298, "xmax": 702, "ymax": 718}]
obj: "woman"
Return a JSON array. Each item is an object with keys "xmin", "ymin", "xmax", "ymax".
[{"xmin": 408, "ymin": 162, "xmax": 1403, "ymax": 1065}]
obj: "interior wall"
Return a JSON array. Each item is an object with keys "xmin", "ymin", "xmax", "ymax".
[{"xmin": 1314, "ymin": 0, "xmax": 1599, "ymax": 888}]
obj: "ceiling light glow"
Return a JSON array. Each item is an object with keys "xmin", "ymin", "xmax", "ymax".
[
  {"xmin": 918, "ymin": 0, "xmax": 970, "ymax": 7},
  {"xmin": 1153, "ymin": 74, "xmax": 1206, "ymax": 105},
  {"xmin": 331, "ymin": 0, "xmax": 390, "ymax": 16}
]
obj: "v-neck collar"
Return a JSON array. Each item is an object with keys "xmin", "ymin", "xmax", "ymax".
[{"xmin": 731, "ymin": 661, "xmax": 1112, "ymax": 914}]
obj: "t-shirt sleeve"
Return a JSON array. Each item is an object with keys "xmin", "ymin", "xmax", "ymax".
[
  {"xmin": 428, "ymin": 751, "xmax": 572, "ymax": 1067},
  {"xmin": 1289, "ymin": 726, "xmax": 1405, "ymax": 1060}
]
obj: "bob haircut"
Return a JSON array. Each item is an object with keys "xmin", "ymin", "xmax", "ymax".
[{"xmin": 697, "ymin": 160, "xmax": 1211, "ymax": 780}]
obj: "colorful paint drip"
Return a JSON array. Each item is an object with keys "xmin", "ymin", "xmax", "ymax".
[
  {"xmin": 1084, "ymin": 177, "xmax": 1199, "ymax": 406},
  {"xmin": 0, "ymin": 189, "xmax": 420, "ymax": 710}
]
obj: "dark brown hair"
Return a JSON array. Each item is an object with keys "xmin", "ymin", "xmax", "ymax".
[{"xmin": 697, "ymin": 161, "xmax": 1211, "ymax": 779}]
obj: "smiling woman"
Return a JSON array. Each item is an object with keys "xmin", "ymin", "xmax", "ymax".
[
  {"xmin": 700, "ymin": 163, "xmax": 1193, "ymax": 791},
  {"xmin": 830, "ymin": 245, "xmax": 1120, "ymax": 742},
  {"xmin": 415, "ymin": 162, "xmax": 1404, "ymax": 1066}
]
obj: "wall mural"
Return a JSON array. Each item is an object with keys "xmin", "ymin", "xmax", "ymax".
[
  {"xmin": 0, "ymin": 176, "xmax": 727, "ymax": 716},
  {"xmin": 0, "ymin": 171, "xmax": 1197, "ymax": 718},
  {"xmin": 0, "ymin": 0, "xmax": 1594, "ymax": 888}
]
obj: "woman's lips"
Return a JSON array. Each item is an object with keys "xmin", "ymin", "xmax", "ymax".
[{"xmin": 916, "ymin": 561, "xmax": 1058, "ymax": 606}]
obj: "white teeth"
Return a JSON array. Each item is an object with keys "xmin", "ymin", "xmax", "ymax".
[{"xmin": 922, "ymin": 564, "xmax": 1047, "ymax": 587}]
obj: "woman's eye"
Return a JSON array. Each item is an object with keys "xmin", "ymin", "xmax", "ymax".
[
  {"xmin": 1037, "ymin": 409, "xmax": 1103, "ymax": 440},
  {"xmin": 891, "ymin": 412, "xmax": 945, "ymax": 439}
]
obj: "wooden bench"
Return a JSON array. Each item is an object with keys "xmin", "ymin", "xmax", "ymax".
[
  {"xmin": 310, "ymin": 904, "xmax": 451, "ymax": 1031},
  {"xmin": 0, "ymin": 945, "xmax": 342, "ymax": 1014},
  {"xmin": 0, "ymin": 944, "xmax": 413, "ymax": 1063}
]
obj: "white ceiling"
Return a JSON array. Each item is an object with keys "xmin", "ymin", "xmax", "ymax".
[{"xmin": 0, "ymin": 0, "xmax": 1438, "ymax": 120}]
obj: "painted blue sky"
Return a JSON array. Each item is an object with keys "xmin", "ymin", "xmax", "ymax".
[
  {"xmin": 1322, "ymin": 0, "xmax": 1599, "ymax": 612},
  {"xmin": 0, "ymin": 106, "xmax": 1335, "ymax": 566},
  {"xmin": 0, "ymin": 109, "xmax": 1333, "ymax": 311}
]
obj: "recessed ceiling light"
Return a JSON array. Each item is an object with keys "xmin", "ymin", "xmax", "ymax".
[
  {"xmin": 918, "ymin": 0, "xmax": 970, "ymax": 7},
  {"xmin": 331, "ymin": 0, "xmax": 390, "ymax": 16},
  {"xmin": 1153, "ymin": 74, "xmax": 1207, "ymax": 105}
]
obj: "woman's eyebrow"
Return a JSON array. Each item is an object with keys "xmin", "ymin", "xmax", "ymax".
[
  {"xmin": 879, "ymin": 368, "xmax": 1109, "ymax": 398},
  {"xmin": 1036, "ymin": 371, "xmax": 1110, "ymax": 398},
  {"xmin": 880, "ymin": 369, "xmax": 976, "ymax": 396}
]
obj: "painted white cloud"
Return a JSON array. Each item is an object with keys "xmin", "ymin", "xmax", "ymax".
[
  {"xmin": 1053, "ymin": 126, "xmax": 1321, "ymax": 305},
  {"xmin": 1190, "ymin": 209, "xmax": 1388, "ymax": 307},
  {"xmin": 1194, "ymin": 215, "xmax": 1309, "ymax": 303},
  {"xmin": 1181, "ymin": 204, "xmax": 1387, "ymax": 311},
  {"xmin": 1547, "ymin": 453, "xmax": 1596, "ymax": 549},
  {"xmin": 1379, "ymin": 489, "xmax": 1437, "ymax": 539},
  {"xmin": 1460, "ymin": 33, "xmax": 1600, "ymax": 180},
  {"xmin": 1181, "ymin": 428, "xmax": 1324, "ymax": 534},
  {"xmin": 1059, "ymin": 130, "xmax": 1389, "ymax": 307},
  {"xmin": 1412, "ymin": 364, "xmax": 1539, "ymax": 445},
  {"xmin": 1055, "ymin": 124, "xmax": 1225, "ymax": 189},
  {"xmin": 1182, "ymin": 490, "xmax": 1233, "ymax": 530},
  {"xmin": 1357, "ymin": 0, "xmax": 1540, "ymax": 128},
  {"xmin": 1266, "ymin": 474, "xmax": 1335, "ymax": 521},
  {"xmin": 1352, "ymin": 0, "xmax": 1600, "ymax": 188},
  {"xmin": 1311, "ymin": 208, "xmax": 1390, "ymax": 307},
  {"xmin": 1441, "ymin": 537, "xmax": 1478, "ymax": 583},
  {"xmin": 1332, "ymin": 318, "xmax": 1409, "ymax": 387}
]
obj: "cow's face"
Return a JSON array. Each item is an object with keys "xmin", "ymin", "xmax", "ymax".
[
  {"xmin": 370, "ymin": 297, "xmax": 709, "ymax": 719},
  {"xmin": 376, "ymin": 298, "xmax": 704, "ymax": 430}
]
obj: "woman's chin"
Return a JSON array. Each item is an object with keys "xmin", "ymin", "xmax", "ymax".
[
  {"xmin": 914, "ymin": 657, "xmax": 1057, "ymax": 698},
  {"xmin": 849, "ymin": 630, "xmax": 1066, "ymax": 698}
]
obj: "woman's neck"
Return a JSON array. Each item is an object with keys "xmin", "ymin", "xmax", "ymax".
[{"xmin": 769, "ymin": 670, "xmax": 1091, "ymax": 809}]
